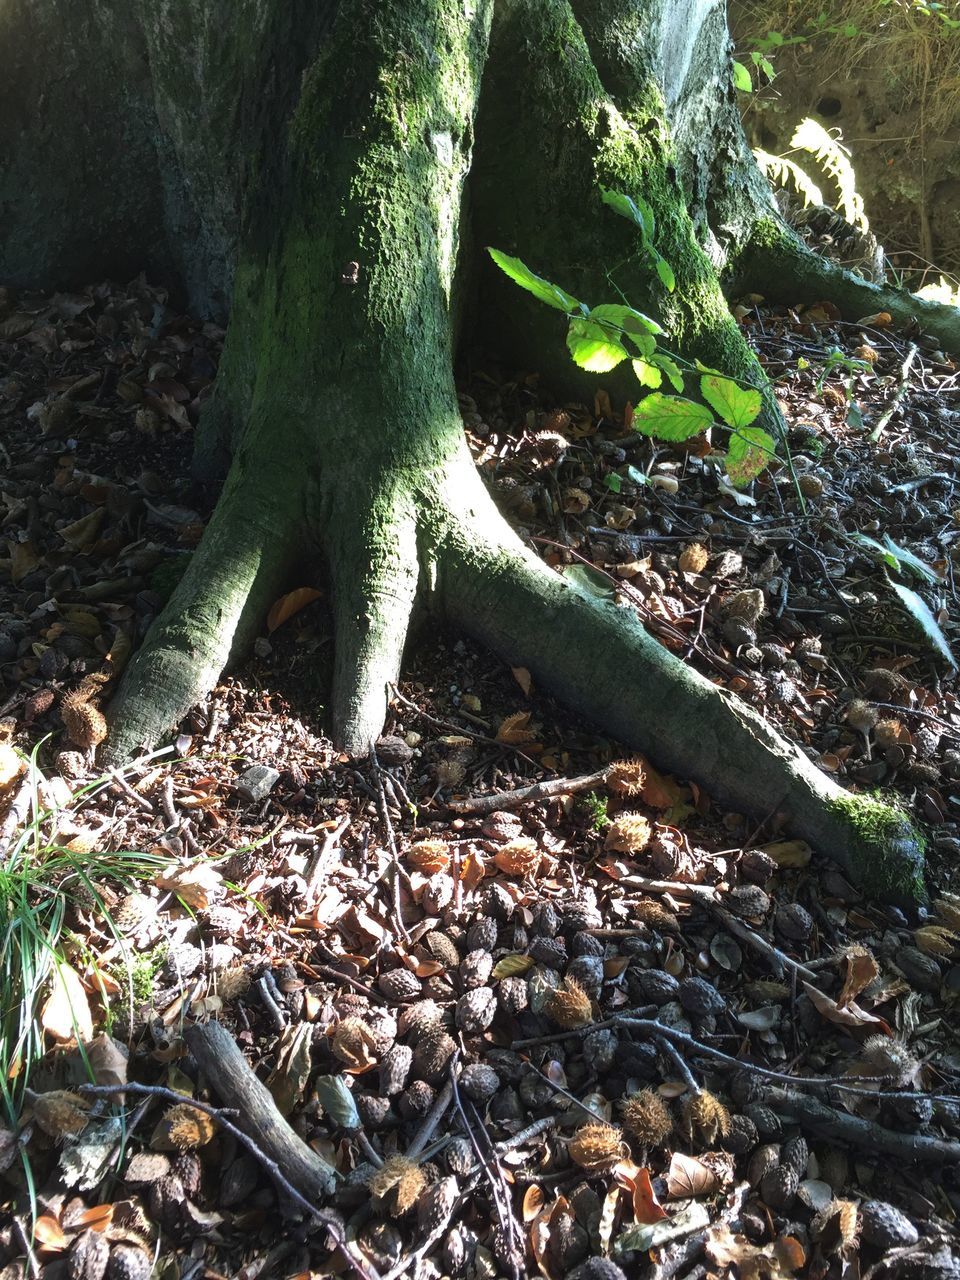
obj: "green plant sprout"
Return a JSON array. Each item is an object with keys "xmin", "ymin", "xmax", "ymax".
[
  {"xmin": 488, "ymin": 192, "xmax": 777, "ymax": 488},
  {"xmin": 732, "ymin": 48, "xmax": 777, "ymax": 92}
]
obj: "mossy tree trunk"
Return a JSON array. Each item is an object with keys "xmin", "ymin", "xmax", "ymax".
[{"xmin": 5, "ymin": 0, "xmax": 955, "ymax": 902}]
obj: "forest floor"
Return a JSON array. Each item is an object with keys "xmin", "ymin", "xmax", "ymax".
[{"xmin": 2, "ymin": 277, "xmax": 960, "ymax": 1280}]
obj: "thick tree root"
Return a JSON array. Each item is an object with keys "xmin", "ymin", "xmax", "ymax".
[
  {"xmin": 104, "ymin": 463, "xmax": 301, "ymax": 766},
  {"xmin": 733, "ymin": 219, "xmax": 960, "ymax": 354},
  {"xmin": 438, "ymin": 464, "xmax": 926, "ymax": 904}
]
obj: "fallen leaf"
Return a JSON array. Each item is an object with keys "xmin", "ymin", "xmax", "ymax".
[
  {"xmin": 156, "ymin": 862, "xmax": 224, "ymax": 910},
  {"xmin": 42, "ymin": 963, "xmax": 94, "ymax": 1044},
  {"xmin": 665, "ymin": 1151, "xmax": 719, "ymax": 1198},
  {"xmin": 761, "ymin": 839, "xmax": 812, "ymax": 868},
  {"xmin": 266, "ymin": 587, "xmax": 323, "ymax": 633},
  {"xmin": 88, "ymin": 1033, "xmax": 128, "ymax": 1089},
  {"xmin": 33, "ymin": 1215, "xmax": 69, "ymax": 1250},
  {"xmin": 802, "ymin": 981, "xmax": 891, "ymax": 1034},
  {"xmin": 837, "ymin": 948, "xmax": 879, "ymax": 1008},
  {"xmin": 512, "ymin": 666, "xmax": 532, "ymax": 696}
]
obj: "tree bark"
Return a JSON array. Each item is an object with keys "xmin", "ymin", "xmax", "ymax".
[{"xmin": 3, "ymin": 0, "xmax": 947, "ymax": 902}]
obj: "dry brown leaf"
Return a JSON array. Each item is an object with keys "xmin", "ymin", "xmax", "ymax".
[
  {"xmin": 266, "ymin": 587, "xmax": 323, "ymax": 633},
  {"xmin": 88, "ymin": 1033, "xmax": 128, "ymax": 1089},
  {"xmin": 706, "ymin": 1222, "xmax": 806, "ymax": 1279},
  {"xmin": 802, "ymin": 981, "xmax": 891, "ymax": 1034},
  {"xmin": 837, "ymin": 948, "xmax": 879, "ymax": 1008},
  {"xmin": 624, "ymin": 1164, "xmax": 668, "ymax": 1224},
  {"xmin": 522, "ymin": 1184, "xmax": 545, "ymax": 1223},
  {"xmin": 33, "ymin": 1215, "xmax": 69, "ymax": 1251},
  {"xmin": 665, "ymin": 1151, "xmax": 719, "ymax": 1198},
  {"xmin": 9, "ymin": 539, "xmax": 41, "ymax": 585},
  {"xmin": 496, "ymin": 711, "xmax": 537, "ymax": 744},
  {"xmin": 42, "ymin": 963, "xmax": 93, "ymax": 1044},
  {"xmin": 512, "ymin": 666, "xmax": 532, "ymax": 696},
  {"xmin": 156, "ymin": 861, "xmax": 224, "ymax": 910},
  {"xmin": 60, "ymin": 508, "xmax": 106, "ymax": 551}
]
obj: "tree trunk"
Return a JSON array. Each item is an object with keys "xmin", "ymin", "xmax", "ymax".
[{"xmin": 6, "ymin": 0, "xmax": 953, "ymax": 903}]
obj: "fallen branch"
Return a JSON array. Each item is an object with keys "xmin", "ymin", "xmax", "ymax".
[
  {"xmin": 769, "ymin": 1086, "xmax": 960, "ymax": 1164},
  {"xmin": 447, "ymin": 767, "xmax": 610, "ymax": 815}
]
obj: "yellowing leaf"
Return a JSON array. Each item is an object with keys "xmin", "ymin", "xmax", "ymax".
[
  {"xmin": 266, "ymin": 587, "xmax": 323, "ymax": 633},
  {"xmin": 493, "ymin": 954, "xmax": 535, "ymax": 979},
  {"xmin": 42, "ymin": 963, "xmax": 93, "ymax": 1044}
]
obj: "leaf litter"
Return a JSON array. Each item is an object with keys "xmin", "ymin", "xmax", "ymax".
[{"xmin": 1, "ymin": 279, "xmax": 960, "ymax": 1277}]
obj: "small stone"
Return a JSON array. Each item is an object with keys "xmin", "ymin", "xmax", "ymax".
[{"xmin": 235, "ymin": 765, "xmax": 280, "ymax": 803}]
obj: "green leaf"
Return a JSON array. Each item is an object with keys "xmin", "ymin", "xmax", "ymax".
[
  {"xmin": 848, "ymin": 532, "xmax": 901, "ymax": 574},
  {"xmin": 604, "ymin": 472, "xmax": 622, "ymax": 493},
  {"xmin": 632, "ymin": 359, "xmax": 663, "ymax": 389},
  {"xmin": 732, "ymin": 59, "xmax": 753, "ymax": 91},
  {"xmin": 889, "ymin": 581, "xmax": 956, "ymax": 668},
  {"xmin": 633, "ymin": 394, "xmax": 714, "ymax": 441},
  {"xmin": 486, "ymin": 248, "xmax": 580, "ymax": 312},
  {"xmin": 625, "ymin": 331, "xmax": 656, "ymax": 358},
  {"xmin": 600, "ymin": 187, "xmax": 654, "ymax": 241},
  {"xmin": 701, "ymin": 375, "xmax": 762, "ymax": 428},
  {"xmin": 883, "ymin": 534, "xmax": 940, "ymax": 582},
  {"xmin": 566, "ymin": 317, "xmax": 629, "ymax": 371},
  {"xmin": 649, "ymin": 352, "xmax": 684, "ymax": 392},
  {"xmin": 589, "ymin": 302, "xmax": 664, "ymax": 337},
  {"xmin": 625, "ymin": 465, "xmax": 649, "ymax": 487},
  {"xmin": 760, "ymin": 57, "xmax": 776, "ymax": 80},
  {"xmin": 725, "ymin": 424, "xmax": 776, "ymax": 487},
  {"xmin": 652, "ymin": 251, "xmax": 675, "ymax": 293}
]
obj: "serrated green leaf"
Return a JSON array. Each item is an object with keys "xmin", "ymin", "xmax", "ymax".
[
  {"xmin": 653, "ymin": 251, "xmax": 675, "ymax": 293},
  {"xmin": 626, "ymin": 331, "xmax": 656, "ymax": 358},
  {"xmin": 633, "ymin": 394, "xmax": 714, "ymax": 441},
  {"xmin": 725, "ymin": 424, "xmax": 776, "ymax": 487},
  {"xmin": 487, "ymin": 248, "xmax": 580, "ymax": 312},
  {"xmin": 649, "ymin": 352, "xmax": 684, "ymax": 392},
  {"xmin": 632, "ymin": 358, "xmax": 663, "ymax": 389},
  {"xmin": 589, "ymin": 302, "xmax": 664, "ymax": 337},
  {"xmin": 600, "ymin": 186, "xmax": 654, "ymax": 241},
  {"xmin": 566, "ymin": 317, "xmax": 629, "ymax": 371},
  {"xmin": 889, "ymin": 581, "xmax": 956, "ymax": 667},
  {"xmin": 604, "ymin": 472, "xmax": 623, "ymax": 493},
  {"xmin": 760, "ymin": 57, "xmax": 776, "ymax": 80},
  {"xmin": 700, "ymin": 375, "xmax": 762, "ymax": 428},
  {"xmin": 732, "ymin": 59, "xmax": 753, "ymax": 91},
  {"xmin": 492, "ymin": 954, "xmax": 535, "ymax": 979}
]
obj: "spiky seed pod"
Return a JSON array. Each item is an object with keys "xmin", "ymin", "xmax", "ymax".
[
  {"xmin": 747, "ymin": 1143, "xmax": 781, "ymax": 1186},
  {"xmin": 560, "ymin": 900, "xmax": 603, "ymax": 931},
  {"xmin": 569, "ymin": 1122, "xmax": 625, "ymax": 1172},
  {"xmin": 859, "ymin": 1199, "xmax": 919, "ymax": 1249},
  {"xmin": 934, "ymin": 895, "xmax": 960, "ymax": 931},
  {"xmin": 729, "ymin": 1068, "xmax": 766, "ymax": 1107},
  {"xmin": 425, "ymin": 931, "xmax": 460, "ymax": 969},
  {"xmin": 857, "ymin": 1034, "xmax": 920, "ymax": 1086},
  {"xmin": 152, "ymin": 1103, "xmax": 216, "ymax": 1151},
  {"xmin": 356, "ymin": 1094, "xmax": 392, "ymax": 1129},
  {"xmin": 498, "ymin": 975, "xmax": 528, "ymax": 1015},
  {"xmin": 744, "ymin": 1102, "xmax": 782, "ymax": 1138},
  {"xmin": 874, "ymin": 717, "xmax": 903, "ymax": 748},
  {"xmin": 727, "ymin": 884, "xmax": 771, "ymax": 919},
  {"xmin": 69, "ymin": 1227, "xmax": 110, "ymax": 1280},
  {"xmin": 679, "ymin": 543, "xmax": 709, "ymax": 575},
  {"xmin": 529, "ymin": 934, "xmax": 568, "ymax": 969},
  {"xmin": 380, "ymin": 1043, "xmax": 413, "ymax": 1096},
  {"xmin": 760, "ymin": 1163, "xmax": 798, "ymax": 1210},
  {"xmin": 446, "ymin": 1136, "xmax": 476, "ymax": 1177},
  {"xmin": 681, "ymin": 1091, "xmax": 731, "ymax": 1146},
  {"xmin": 332, "ymin": 1017, "xmax": 379, "ymax": 1064},
  {"xmin": 631, "ymin": 899, "xmax": 677, "ymax": 931},
  {"xmin": 417, "ymin": 1175, "xmax": 459, "ymax": 1233},
  {"xmin": 722, "ymin": 1113, "xmax": 759, "ymax": 1154},
  {"xmin": 459, "ymin": 949, "xmax": 493, "ymax": 990},
  {"xmin": 106, "ymin": 1244, "xmax": 152, "ymax": 1280},
  {"xmin": 546, "ymin": 978, "xmax": 593, "ymax": 1029},
  {"xmin": 679, "ymin": 976, "xmax": 726, "ymax": 1017},
  {"xmin": 216, "ymin": 965, "xmax": 252, "ymax": 1000},
  {"xmin": 459, "ymin": 1063, "xmax": 501, "ymax": 1103},
  {"xmin": 407, "ymin": 840, "xmax": 451, "ymax": 873},
  {"xmin": 603, "ymin": 812, "xmax": 652, "ymax": 854},
  {"xmin": 914, "ymin": 925, "xmax": 958, "ymax": 958},
  {"xmin": 493, "ymin": 837, "xmax": 542, "ymax": 877},
  {"xmin": 413, "ymin": 1030, "xmax": 456, "ymax": 1083},
  {"xmin": 467, "ymin": 915, "xmax": 499, "ymax": 951},
  {"xmin": 620, "ymin": 1089, "xmax": 672, "ymax": 1147},
  {"xmin": 781, "ymin": 1134, "xmax": 809, "ymax": 1177},
  {"xmin": 399, "ymin": 1083, "xmax": 436, "ymax": 1120},
  {"xmin": 631, "ymin": 968, "xmax": 680, "ymax": 1005},
  {"xmin": 583, "ymin": 1028, "xmax": 619, "ymax": 1072},
  {"xmin": 569, "ymin": 1261, "xmax": 628, "ymax": 1280},
  {"xmin": 812, "ymin": 1199, "xmax": 860, "ymax": 1252},
  {"xmin": 455, "ymin": 986, "xmax": 497, "ymax": 1033},
  {"xmin": 32, "ymin": 1089, "xmax": 91, "ymax": 1140},
  {"xmin": 719, "ymin": 588, "xmax": 763, "ymax": 625},
  {"xmin": 398, "ymin": 999, "xmax": 443, "ymax": 1037},
  {"xmin": 606, "ymin": 759, "xmax": 647, "ymax": 797},
  {"xmin": 368, "ymin": 1156, "xmax": 427, "ymax": 1216},
  {"xmin": 845, "ymin": 699, "xmax": 877, "ymax": 733},
  {"xmin": 378, "ymin": 967, "xmax": 421, "ymax": 1002}
]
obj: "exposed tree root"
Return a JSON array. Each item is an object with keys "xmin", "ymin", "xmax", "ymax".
[{"xmin": 733, "ymin": 219, "xmax": 960, "ymax": 354}]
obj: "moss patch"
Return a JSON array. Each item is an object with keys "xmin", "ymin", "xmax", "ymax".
[{"xmin": 827, "ymin": 791, "xmax": 926, "ymax": 905}]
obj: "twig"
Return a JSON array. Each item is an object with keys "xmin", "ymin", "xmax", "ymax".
[
  {"xmin": 79, "ymin": 1079, "xmax": 376, "ymax": 1280},
  {"xmin": 107, "ymin": 769, "xmax": 156, "ymax": 814},
  {"xmin": 869, "ymin": 342, "xmax": 918, "ymax": 443},
  {"xmin": 389, "ymin": 684, "xmax": 542, "ymax": 771},
  {"xmin": 407, "ymin": 1080, "xmax": 454, "ymax": 1159},
  {"xmin": 657, "ymin": 1038, "xmax": 700, "ymax": 1093},
  {"xmin": 447, "ymin": 768, "xmax": 610, "ymax": 815},
  {"xmin": 303, "ymin": 816, "xmax": 350, "ymax": 907},
  {"xmin": 370, "ymin": 744, "xmax": 410, "ymax": 943},
  {"xmin": 380, "ymin": 1171, "xmax": 481, "ymax": 1280}
]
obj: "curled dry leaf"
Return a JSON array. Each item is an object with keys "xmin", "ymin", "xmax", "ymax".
[
  {"xmin": 802, "ymin": 981, "xmax": 891, "ymax": 1034},
  {"xmin": 837, "ymin": 947, "xmax": 879, "ymax": 1008},
  {"xmin": 706, "ymin": 1222, "xmax": 806, "ymax": 1279},
  {"xmin": 155, "ymin": 861, "xmax": 224, "ymax": 910},
  {"xmin": 666, "ymin": 1151, "xmax": 720, "ymax": 1198},
  {"xmin": 914, "ymin": 925, "xmax": 958, "ymax": 958},
  {"xmin": 42, "ymin": 963, "xmax": 94, "ymax": 1044},
  {"xmin": 266, "ymin": 586, "xmax": 323, "ymax": 633}
]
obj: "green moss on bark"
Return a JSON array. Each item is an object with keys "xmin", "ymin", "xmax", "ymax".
[{"xmin": 825, "ymin": 793, "xmax": 926, "ymax": 904}]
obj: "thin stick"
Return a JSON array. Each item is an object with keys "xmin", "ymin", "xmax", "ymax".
[
  {"xmin": 370, "ymin": 744, "xmax": 410, "ymax": 942},
  {"xmin": 303, "ymin": 816, "xmax": 350, "ymax": 907},
  {"xmin": 448, "ymin": 768, "xmax": 610, "ymax": 816}
]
